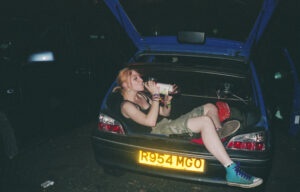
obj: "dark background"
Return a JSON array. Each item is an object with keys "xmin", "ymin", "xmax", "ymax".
[{"xmin": 0, "ymin": 0, "xmax": 136, "ymax": 151}]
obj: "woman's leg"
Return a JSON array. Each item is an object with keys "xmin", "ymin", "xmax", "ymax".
[
  {"xmin": 203, "ymin": 103, "xmax": 241, "ymax": 138},
  {"xmin": 202, "ymin": 103, "xmax": 222, "ymax": 130},
  {"xmin": 187, "ymin": 115, "xmax": 232, "ymax": 167},
  {"xmin": 187, "ymin": 115, "xmax": 263, "ymax": 188}
]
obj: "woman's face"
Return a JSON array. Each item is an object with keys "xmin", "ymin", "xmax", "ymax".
[{"xmin": 127, "ymin": 70, "xmax": 144, "ymax": 91}]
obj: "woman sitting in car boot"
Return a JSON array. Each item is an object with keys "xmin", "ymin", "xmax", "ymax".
[{"xmin": 113, "ymin": 67, "xmax": 263, "ymax": 188}]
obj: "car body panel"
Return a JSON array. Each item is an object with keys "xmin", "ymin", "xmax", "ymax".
[
  {"xmin": 92, "ymin": 128, "xmax": 272, "ymax": 183},
  {"xmin": 244, "ymin": 0, "xmax": 279, "ymax": 59}
]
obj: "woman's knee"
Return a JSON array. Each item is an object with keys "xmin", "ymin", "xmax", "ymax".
[
  {"xmin": 201, "ymin": 115, "xmax": 213, "ymax": 123},
  {"xmin": 203, "ymin": 103, "xmax": 218, "ymax": 114},
  {"xmin": 188, "ymin": 115, "xmax": 214, "ymax": 132}
]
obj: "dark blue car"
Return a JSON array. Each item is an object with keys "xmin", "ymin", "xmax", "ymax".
[{"xmin": 92, "ymin": 0, "xmax": 278, "ymax": 190}]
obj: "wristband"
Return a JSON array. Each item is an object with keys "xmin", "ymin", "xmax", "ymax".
[
  {"xmin": 152, "ymin": 93, "xmax": 160, "ymax": 101},
  {"xmin": 165, "ymin": 102, "xmax": 171, "ymax": 108}
]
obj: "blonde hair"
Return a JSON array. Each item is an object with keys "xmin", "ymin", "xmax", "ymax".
[{"xmin": 113, "ymin": 67, "xmax": 135, "ymax": 95}]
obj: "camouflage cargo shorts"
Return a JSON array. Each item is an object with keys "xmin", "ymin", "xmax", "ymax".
[{"xmin": 151, "ymin": 106, "xmax": 204, "ymax": 136}]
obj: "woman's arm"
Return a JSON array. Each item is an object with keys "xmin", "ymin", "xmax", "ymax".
[
  {"xmin": 121, "ymin": 98, "xmax": 160, "ymax": 127},
  {"xmin": 121, "ymin": 80, "xmax": 161, "ymax": 127},
  {"xmin": 160, "ymin": 94, "xmax": 172, "ymax": 117}
]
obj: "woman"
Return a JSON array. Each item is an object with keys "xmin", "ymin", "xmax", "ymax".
[{"xmin": 114, "ymin": 67, "xmax": 263, "ymax": 188}]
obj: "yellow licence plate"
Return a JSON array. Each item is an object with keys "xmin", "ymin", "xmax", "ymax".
[{"xmin": 138, "ymin": 150, "xmax": 205, "ymax": 172}]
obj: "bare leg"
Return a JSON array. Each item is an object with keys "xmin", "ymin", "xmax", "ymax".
[
  {"xmin": 187, "ymin": 115, "xmax": 233, "ymax": 167},
  {"xmin": 187, "ymin": 112, "xmax": 263, "ymax": 188},
  {"xmin": 203, "ymin": 103, "xmax": 222, "ymax": 130}
]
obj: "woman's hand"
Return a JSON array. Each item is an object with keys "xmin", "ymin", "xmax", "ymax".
[
  {"xmin": 144, "ymin": 80, "xmax": 159, "ymax": 95},
  {"xmin": 170, "ymin": 84, "xmax": 179, "ymax": 95},
  {"xmin": 164, "ymin": 94, "xmax": 173, "ymax": 103}
]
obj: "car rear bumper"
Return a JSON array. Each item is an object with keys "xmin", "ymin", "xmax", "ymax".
[{"xmin": 92, "ymin": 135, "xmax": 272, "ymax": 185}]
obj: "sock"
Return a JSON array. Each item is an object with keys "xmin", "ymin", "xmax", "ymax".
[{"xmin": 224, "ymin": 162, "xmax": 234, "ymax": 168}]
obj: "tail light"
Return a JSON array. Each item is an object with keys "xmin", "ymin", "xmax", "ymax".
[
  {"xmin": 98, "ymin": 113, "xmax": 125, "ymax": 134},
  {"xmin": 226, "ymin": 131, "xmax": 266, "ymax": 151}
]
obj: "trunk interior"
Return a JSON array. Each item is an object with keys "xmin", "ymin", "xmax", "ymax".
[{"xmin": 105, "ymin": 91, "xmax": 261, "ymax": 136}]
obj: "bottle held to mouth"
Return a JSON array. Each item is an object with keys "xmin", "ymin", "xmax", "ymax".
[
  {"xmin": 145, "ymin": 77, "xmax": 179, "ymax": 95},
  {"xmin": 156, "ymin": 83, "xmax": 174, "ymax": 95}
]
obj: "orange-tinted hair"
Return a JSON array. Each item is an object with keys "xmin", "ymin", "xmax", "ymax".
[
  {"xmin": 113, "ymin": 67, "xmax": 135, "ymax": 95},
  {"xmin": 117, "ymin": 67, "xmax": 133, "ymax": 87}
]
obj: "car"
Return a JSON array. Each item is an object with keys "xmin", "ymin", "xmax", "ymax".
[
  {"xmin": 91, "ymin": 0, "xmax": 278, "ymax": 189},
  {"xmin": 0, "ymin": 15, "xmax": 97, "ymax": 161}
]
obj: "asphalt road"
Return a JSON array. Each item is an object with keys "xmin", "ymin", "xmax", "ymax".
[{"xmin": 1, "ymin": 120, "xmax": 300, "ymax": 192}]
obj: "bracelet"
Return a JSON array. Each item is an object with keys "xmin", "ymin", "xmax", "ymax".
[
  {"xmin": 152, "ymin": 93, "xmax": 160, "ymax": 101},
  {"xmin": 165, "ymin": 102, "xmax": 171, "ymax": 108}
]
